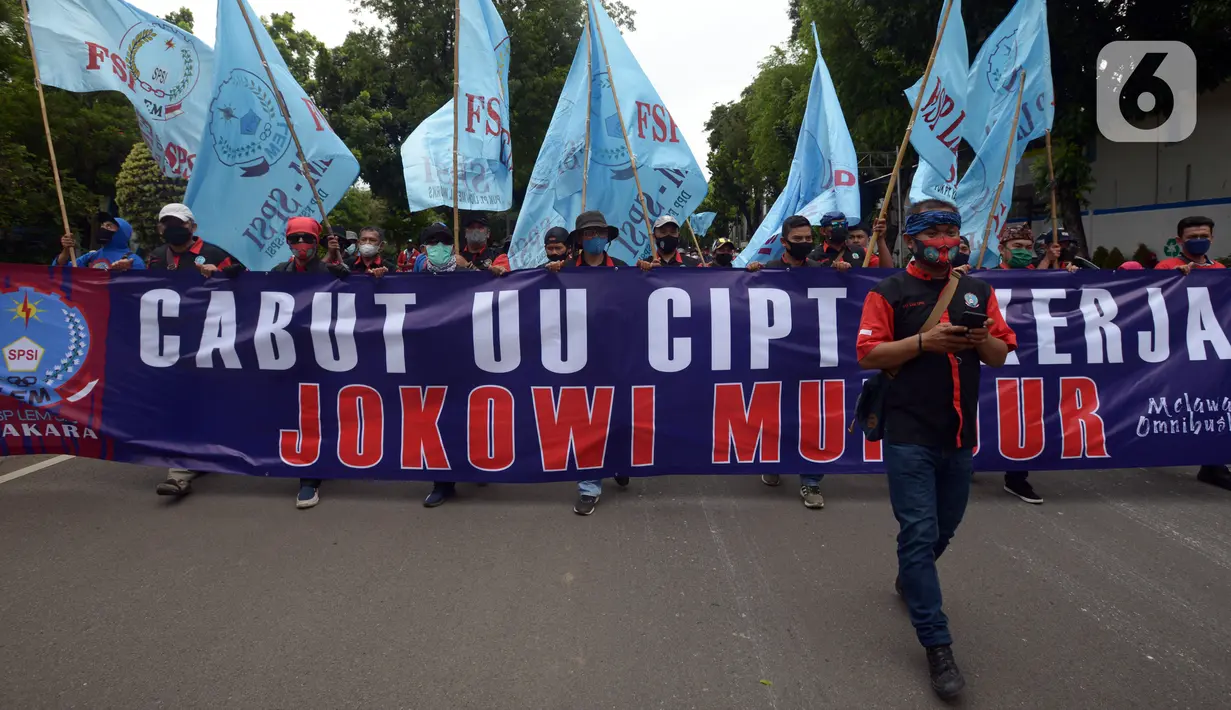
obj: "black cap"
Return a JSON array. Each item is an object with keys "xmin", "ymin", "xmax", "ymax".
[
  {"xmin": 570, "ymin": 210, "xmax": 618, "ymax": 242},
  {"xmin": 95, "ymin": 211, "xmax": 117, "ymax": 226},
  {"xmin": 462, "ymin": 212, "xmax": 489, "ymax": 229},
  {"xmin": 420, "ymin": 223, "xmax": 452, "ymax": 245},
  {"xmin": 544, "ymin": 227, "xmax": 571, "ymax": 246}
]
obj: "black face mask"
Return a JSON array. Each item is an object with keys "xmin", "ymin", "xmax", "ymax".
[
  {"xmin": 163, "ymin": 226, "xmax": 192, "ymax": 247},
  {"xmin": 785, "ymin": 241, "xmax": 813, "ymax": 261},
  {"xmin": 657, "ymin": 236, "xmax": 679, "ymax": 254},
  {"xmin": 828, "ymin": 226, "xmax": 849, "ymax": 246},
  {"xmin": 546, "ymin": 252, "xmax": 568, "ymax": 262},
  {"xmin": 951, "ymin": 251, "xmax": 971, "ymax": 268},
  {"xmin": 714, "ymin": 253, "xmax": 734, "ymax": 267},
  {"xmin": 94, "ymin": 228, "xmax": 114, "ymax": 245}
]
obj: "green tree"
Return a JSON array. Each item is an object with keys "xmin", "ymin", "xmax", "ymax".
[
  {"xmin": 328, "ymin": 187, "xmax": 391, "ymax": 230},
  {"xmin": 262, "ymin": 12, "xmax": 325, "ymax": 93},
  {"xmin": 163, "ymin": 7, "xmax": 195, "ymax": 32},
  {"xmin": 114, "ymin": 143, "xmax": 186, "ymax": 253}
]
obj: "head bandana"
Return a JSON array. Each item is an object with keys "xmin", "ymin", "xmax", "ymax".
[{"xmin": 904, "ymin": 210, "xmax": 962, "ymax": 236}]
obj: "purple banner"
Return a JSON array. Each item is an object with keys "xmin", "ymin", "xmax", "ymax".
[{"xmin": 2, "ymin": 265, "xmax": 1229, "ymax": 480}]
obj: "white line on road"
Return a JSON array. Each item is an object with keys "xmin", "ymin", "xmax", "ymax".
[{"xmin": 0, "ymin": 455, "xmax": 74, "ymax": 485}]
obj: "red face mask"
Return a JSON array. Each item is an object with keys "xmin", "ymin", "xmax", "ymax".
[
  {"xmin": 291, "ymin": 242, "xmax": 316, "ymax": 261},
  {"xmin": 912, "ymin": 235, "xmax": 961, "ymax": 266}
]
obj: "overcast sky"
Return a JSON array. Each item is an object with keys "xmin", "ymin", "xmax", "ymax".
[{"xmin": 140, "ymin": 0, "xmax": 793, "ymax": 178}]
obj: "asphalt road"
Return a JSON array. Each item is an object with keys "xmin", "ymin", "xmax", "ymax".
[{"xmin": 1, "ymin": 458, "xmax": 1230, "ymax": 710}]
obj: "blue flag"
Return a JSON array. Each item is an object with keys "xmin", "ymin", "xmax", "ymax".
[
  {"xmin": 734, "ymin": 25, "xmax": 859, "ymax": 267},
  {"xmin": 957, "ymin": 74, "xmax": 1027, "ymax": 268},
  {"xmin": 688, "ymin": 212, "xmax": 717, "ymax": 237},
  {"xmin": 184, "ymin": 0, "xmax": 359, "ymax": 271},
  {"xmin": 400, "ymin": 0, "xmax": 512, "ymax": 212},
  {"xmin": 28, "ymin": 0, "xmax": 213, "ymax": 180},
  {"xmin": 509, "ymin": 0, "xmax": 708, "ymax": 269},
  {"xmin": 964, "ymin": 0, "xmax": 1053, "ymax": 146},
  {"xmin": 903, "ymin": 0, "xmax": 968, "ymax": 204}
]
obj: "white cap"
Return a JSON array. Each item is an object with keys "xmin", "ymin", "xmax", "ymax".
[
  {"xmin": 653, "ymin": 214, "xmax": 680, "ymax": 230},
  {"xmin": 158, "ymin": 203, "xmax": 194, "ymax": 223}
]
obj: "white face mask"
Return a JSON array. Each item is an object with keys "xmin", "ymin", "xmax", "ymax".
[
  {"xmin": 465, "ymin": 229, "xmax": 487, "ymax": 246},
  {"xmin": 358, "ymin": 243, "xmax": 380, "ymax": 258}
]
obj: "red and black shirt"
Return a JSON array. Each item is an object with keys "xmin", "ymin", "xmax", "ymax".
[
  {"xmin": 273, "ymin": 255, "xmax": 350, "ymax": 277},
  {"xmin": 653, "ymin": 251, "xmax": 701, "ymax": 267},
  {"xmin": 565, "ymin": 254, "xmax": 628, "ymax": 269},
  {"xmin": 458, "ymin": 246, "xmax": 511, "ymax": 271},
  {"xmin": 345, "ymin": 254, "xmax": 389, "ymax": 274},
  {"xmin": 147, "ymin": 238, "xmax": 241, "ymax": 272},
  {"xmin": 856, "ymin": 262, "xmax": 1018, "ymax": 449}
]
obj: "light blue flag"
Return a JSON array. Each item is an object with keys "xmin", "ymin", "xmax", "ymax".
[
  {"xmin": 688, "ymin": 212, "xmax": 717, "ymax": 237},
  {"xmin": 508, "ymin": 0, "xmax": 708, "ymax": 269},
  {"xmin": 956, "ymin": 75, "xmax": 1027, "ymax": 268},
  {"xmin": 964, "ymin": 0, "xmax": 1053, "ymax": 146},
  {"xmin": 184, "ymin": 0, "xmax": 359, "ymax": 271},
  {"xmin": 903, "ymin": 0, "xmax": 968, "ymax": 204},
  {"xmin": 401, "ymin": 0, "xmax": 512, "ymax": 212},
  {"xmin": 28, "ymin": 0, "xmax": 213, "ymax": 180},
  {"xmin": 734, "ymin": 25, "xmax": 859, "ymax": 267}
]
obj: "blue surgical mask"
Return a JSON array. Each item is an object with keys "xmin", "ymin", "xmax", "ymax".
[
  {"xmin": 582, "ymin": 238, "xmax": 606, "ymax": 256},
  {"xmin": 345, "ymin": 243, "xmax": 357, "ymax": 257},
  {"xmin": 426, "ymin": 243, "xmax": 453, "ymax": 266},
  {"xmin": 1185, "ymin": 238, "xmax": 1212, "ymax": 256}
]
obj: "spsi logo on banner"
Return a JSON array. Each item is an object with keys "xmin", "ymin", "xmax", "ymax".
[{"xmin": 0, "ymin": 287, "xmax": 96, "ymax": 407}]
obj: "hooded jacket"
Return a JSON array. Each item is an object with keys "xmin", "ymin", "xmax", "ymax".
[{"xmin": 56, "ymin": 218, "xmax": 145, "ymax": 270}]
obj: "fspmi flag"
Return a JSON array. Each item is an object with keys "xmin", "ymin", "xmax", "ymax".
[
  {"xmin": 400, "ymin": 0, "xmax": 512, "ymax": 212},
  {"xmin": 184, "ymin": 0, "xmax": 359, "ymax": 272},
  {"xmin": 27, "ymin": 0, "xmax": 214, "ymax": 180}
]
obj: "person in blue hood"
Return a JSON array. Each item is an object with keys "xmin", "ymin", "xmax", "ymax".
[{"xmin": 54, "ymin": 212, "xmax": 145, "ymax": 271}]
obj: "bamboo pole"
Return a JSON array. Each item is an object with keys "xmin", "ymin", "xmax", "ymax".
[
  {"xmin": 452, "ymin": 0, "xmax": 462, "ymax": 252},
  {"xmin": 235, "ymin": 0, "xmax": 331, "ymax": 236},
  {"xmin": 1045, "ymin": 129, "xmax": 1060, "ymax": 245},
  {"xmin": 590, "ymin": 0, "xmax": 655, "ymax": 258},
  {"xmin": 20, "ymin": 0, "xmax": 74, "ymax": 263},
  {"xmin": 685, "ymin": 219, "xmax": 704, "ymax": 259},
  {"xmin": 878, "ymin": 0, "xmax": 957, "ymax": 225},
  {"xmin": 975, "ymin": 70, "xmax": 1027, "ymax": 269},
  {"xmin": 581, "ymin": 11, "xmax": 593, "ymax": 211}
]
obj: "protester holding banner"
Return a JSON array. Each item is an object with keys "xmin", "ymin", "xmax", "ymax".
[
  {"xmin": 856, "ymin": 200, "xmax": 1016, "ymax": 700},
  {"xmin": 710, "ymin": 239, "xmax": 738, "ymax": 268},
  {"xmin": 647, "ymin": 216, "xmax": 701, "ymax": 268},
  {"xmin": 541, "ymin": 227, "xmax": 572, "ymax": 268},
  {"xmin": 345, "ymin": 227, "xmax": 390, "ymax": 277},
  {"xmin": 54, "ymin": 213, "xmax": 144, "ymax": 271},
  {"xmin": 1157, "ymin": 217, "xmax": 1225, "ymax": 274},
  {"xmin": 146, "ymin": 204, "xmax": 243, "ymax": 278},
  {"xmin": 457, "ymin": 214, "xmax": 510, "ymax": 275},
  {"xmin": 1033, "ymin": 230, "xmax": 1080, "ymax": 272}
]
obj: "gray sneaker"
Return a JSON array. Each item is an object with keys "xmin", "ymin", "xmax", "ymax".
[
  {"xmin": 800, "ymin": 485, "xmax": 825, "ymax": 509},
  {"xmin": 760, "ymin": 474, "xmax": 781, "ymax": 487}
]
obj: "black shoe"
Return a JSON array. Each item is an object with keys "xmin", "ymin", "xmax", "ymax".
[
  {"xmin": 615, "ymin": 476, "xmax": 630, "ymax": 487},
  {"xmin": 1004, "ymin": 478, "xmax": 1043, "ymax": 504},
  {"xmin": 574, "ymin": 494, "xmax": 599, "ymax": 516},
  {"xmin": 925, "ymin": 644, "xmax": 966, "ymax": 699},
  {"xmin": 1197, "ymin": 465, "xmax": 1231, "ymax": 491}
]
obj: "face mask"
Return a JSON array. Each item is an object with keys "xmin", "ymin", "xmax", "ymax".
[
  {"xmin": 657, "ymin": 236, "xmax": 679, "ymax": 254},
  {"xmin": 785, "ymin": 241, "xmax": 813, "ymax": 261},
  {"xmin": 951, "ymin": 251, "xmax": 971, "ymax": 268},
  {"xmin": 426, "ymin": 243, "xmax": 454, "ymax": 266},
  {"xmin": 94, "ymin": 228, "xmax": 114, "ymax": 245},
  {"xmin": 714, "ymin": 253, "xmax": 734, "ymax": 267},
  {"xmin": 291, "ymin": 243, "xmax": 316, "ymax": 261},
  {"xmin": 546, "ymin": 251, "xmax": 568, "ymax": 263},
  {"xmin": 345, "ymin": 243, "xmax": 357, "ymax": 257},
  {"xmin": 1185, "ymin": 238, "xmax": 1212, "ymax": 256},
  {"xmin": 911, "ymin": 237, "xmax": 958, "ymax": 266},
  {"xmin": 1008, "ymin": 249, "xmax": 1034, "ymax": 268},
  {"xmin": 582, "ymin": 238, "xmax": 606, "ymax": 256},
  {"xmin": 359, "ymin": 244, "xmax": 380, "ymax": 258},
  {"xmin": 163, "ymin": 225, "xmax": 192, "ymax": 247},
  {"xmin": 465, "ymin": 230, "xmax": 487, "ymax": 247}
]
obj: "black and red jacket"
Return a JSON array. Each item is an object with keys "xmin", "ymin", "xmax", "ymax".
[
  {"xmin": 147, "ymin": 237, "xmax": 243, "ymax": 275},
  {"xmin": 273, "ymin": 255, "xmax": 349, "ymax": 278},
  {"xmin": 653, "ymin": 251, "xmax": 700, "ymax": 267},
  {"xmin": 565, "ymin": 254, "xmax": 628, "ymax": 269},
  {"xmin": 345, "ymin": 254, "xmax": 389, "ymax": 274},
  {"xmin": 856, "ymin": 262, "xmax": 1017, "ymax": 449}
]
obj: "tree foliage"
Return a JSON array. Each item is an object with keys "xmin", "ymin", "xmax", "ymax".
[
  {"xmin": 163, "ymin": 7, "xmax": 194, "ymax": 32},
  {"xmin": 328, "ymin": 187, "xmax": 391, "ymax": 231},
  {"xmin": 114, "ymin": 143, "xmax": 186, "ymax": 253}
]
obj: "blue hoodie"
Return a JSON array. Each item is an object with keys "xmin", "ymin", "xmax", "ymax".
[{"xmin": 56, "ymin": 218, "xmax": 146, "ymax": 270}]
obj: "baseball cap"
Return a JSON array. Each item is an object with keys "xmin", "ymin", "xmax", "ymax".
[
  {"xmin": 713, "ymin": 238, "xmax": 736, "ymax": 250},
  {"xmin": 286, "ymin": 216, "xmax": 322, "ymax": 237},
  {"xmin": 462, "ymin": 212, "xmax": 489, "ymax": 229},
  {"xmin": 544, "ymin": 227, "xmax": 571, "ymax": 246},
  {"xmin": 158, "ymin": 203, "xmax": 194, "ymax": 223},
  {"xmin": 653, "ymin": 214, "xmax": 680, "ymax": 230},
  {"xmin": 420, "ymin": 223, "xmax": 452, "ymax": 245},
  {"xmin": 820, "ymin": 211, "xmax": 847, "ymax": 228}
]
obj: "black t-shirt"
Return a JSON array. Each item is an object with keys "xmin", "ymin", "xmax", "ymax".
[
  {"xmin": 654, "ymin": 251, "xmax": 701, "ymax": 267},
  {"xmin": 345, "ymin": 254, "xmax": 390, "ymax": 273},
  {"xmin": 765, "ymin": 257, "xmax": 823, "ymax": 268},
  {"xmin": 565, "ymin": 254, "xmax": 628, "ymax": 269},
  {"xmin": 147, "ymin": 238, "xmax": 242, "ymax": 273}
]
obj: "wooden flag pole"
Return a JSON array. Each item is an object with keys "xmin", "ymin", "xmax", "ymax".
[
  {"xmin": 685, "ymin": 219, "xmax": 704, "ymax": 257},
  {"xmin": 878, "ymin": 0, "xmax": 956, "ymax": 225},
  {"xmin": 590, "ymin": 0, "xmax": 654, "ymax": 256},
  {"xmin": 975, "ymin": 70, "xmax": 1027, "ymax": 269},
  {"xmin": 236, "ymin": 0, "xmax": 331, "ymax": 234},
  {"xmin": 451, "ymin": 0, "xmax": 461, "ymax": 251},
  {"xmin": 1045, "ymin": 129, "xmax": 1060, "ymax": 245},
  {"xmin": 581, "ymin": 11, "xmax": 593, "ymax": 211},
  {"xmin": 20, "ymin": 0, "xmax": 74, "ymax": 263}
]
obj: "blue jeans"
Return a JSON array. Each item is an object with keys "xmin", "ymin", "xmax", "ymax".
[
  {"xmin": 578, "ymin": 480, "xmax": 602, "ymax": 497},
  {"xmin": 801, "ymin": 474, "xmax": 823, "ymax": 487},
  {"xmin": 884, "ymin": 444, "xmax": 973, "ymax": 648}
]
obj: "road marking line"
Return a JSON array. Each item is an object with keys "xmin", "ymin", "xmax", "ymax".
[{"xmin": 0, "ymin": 455, "xmax": 74, "ymax": 485}]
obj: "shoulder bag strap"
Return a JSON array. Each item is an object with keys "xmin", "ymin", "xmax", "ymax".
[{"xmin": 885, "ymin": 273, "xmax": 960, "ymax": 378}]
